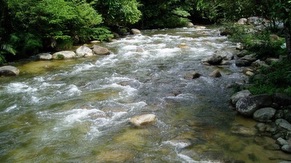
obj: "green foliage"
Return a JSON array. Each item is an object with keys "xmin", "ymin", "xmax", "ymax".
[
  {"xmin": 224, "ymin": 23, "xmax": 286, "ymax": 58},
  {"xmin": 138, "ymin": 0, "xmax": 191, "ymax": 28},
  {"xmin": 91, "ymin": 28, "xmax": 114, "ymax": 42},
  {"xmin": 91, "ymin": 0, "xmax": 142, "ymax": 26},
  {"xmin": 249, "ymin": 60, "xmax": 291, "ymax": 96}
]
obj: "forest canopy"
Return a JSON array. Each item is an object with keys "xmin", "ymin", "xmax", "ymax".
[{"xmin": 0, "ymin": 0, "xmax": 290, "ymax": 63}]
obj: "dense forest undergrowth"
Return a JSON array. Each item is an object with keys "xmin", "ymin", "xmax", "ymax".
[{"xmin": 0, "ymin": 0, "xmax": 291, "ymax": 95}]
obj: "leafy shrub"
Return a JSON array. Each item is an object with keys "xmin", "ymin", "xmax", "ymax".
[
  {"xmin": 224, "ymin": 23, "xmax": 286, "ymax": 59},
  {"xmin": 249, "ymin": 60, "xmax": 291, "ymax": 96}
]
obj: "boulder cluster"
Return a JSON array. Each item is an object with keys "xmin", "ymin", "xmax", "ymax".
[
  {"xmin": 231, "ymin": 90, "xmax": 291, "ymax": 153},
  {"xmin": 38, "ymin": 44, "xmax": 111, "ymax": 60}
]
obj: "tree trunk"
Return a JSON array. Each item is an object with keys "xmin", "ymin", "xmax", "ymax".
[{"xmin": 285, "ymin": 23, "xmax": 291, "ymax": 60}]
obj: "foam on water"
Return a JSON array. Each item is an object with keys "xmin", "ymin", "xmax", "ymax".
[
  {"xmin": 4, "ymin": 104, "xmax": 18, "ymax": 113},
  {"xmin": 6, "ymin": 82, "xmax": 38, "ymax": 93}
]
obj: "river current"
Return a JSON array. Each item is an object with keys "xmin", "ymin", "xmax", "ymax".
[{"xmin": 0, "ymin": 27, "xmax": 287, "ymax": 162}]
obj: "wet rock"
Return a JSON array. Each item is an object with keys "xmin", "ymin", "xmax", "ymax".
[
  {"xmin": 255, "ymin": 123, "xmax": 267, "ymax": 132},
  {"xmin": 96, "ymin": 149, "xmax": 134, "ymax": 162},
  {"xmin": 209, "ymin": 69, "xmax": 222, "ymax": 78},
  {"xmin": 38, "ymin": 53, "xmax": 52, "ymax": 60},
  {"xmin": 178, "ymin": 43, "xmax": 189, "ymax": 48},
  {"xmin": 136, "ymin": 46, "xmax": 144, "ymax": 52},
  {"xmin": 214, "ymin": 50, "xmax": 234, "ymax": 61},
  {"xmin": 237, "ymin": 18, "xmax": 248, "ymax": 25},
  {"xmin": 92, "ymin": 45, "xmax": 110, "ymax": 55},
  {"xmin": 236, "ymin": 94, "xmax": 273, "ymax": 116},
  {"xmin": 236, "ymin": 50, "xmax": 248, "ymax": 57},
  {"xmin": 231, "ymin": 125, "xmax": 256, "ymax": 136},
  {"xmin": 187, "ymin": 22, "xmax": 194, "ymax": 27},
  {"xmin": 184, "ymin": 71, "xmax": 201, "ymax": 79},
  {"xmin": 236, "ymin": 43, "xmax": 244, "ymax": 50},
  {"xmin": 231, "ymin": 90, "xmax": 252, "ymax": 105},
  {"xmin": 276, "ymin": 119, "xmax": 291, "ymax": 131},
  {"xmin": 273, "ymin": 93, "xmax": 291, "ymax": 106},
  {"xmin": 52, "ymin": 51, "xmax": 76, "ymax": 59},
  {"xmin": 253, "ymin": 107, "xmax": 276, "ymax": 122},
  {"xmin": 203, "ymin": 55, "xmax": 223, "ymax": 65},
  {"xmin": 76, "ymin": 45, "xmax": 94, "ymax": 57},
  {"xmin": 277, "ymin": 137, "xmax": 289, "ymax": 146},
  {"xmin": 0, "ymin": 66, "xmax": 20, "ymax": 76},
  {"xmin": 129, "ymin": 114, "xmax": 156, "ymax": 127},
  {"xmin": 251, "ymin": 59, "xmax": 268, "ymax": 68},
  {"xmin": 131, "ymin": 28, "xmax": 141, "ymax": 35},
  {"xmin": 195, "ymin": 25, "xmax": 206, "ymax": 29},
  {"xmin": 235, "ymin": 54, "xmax": 257, "ymax": 67},
  {"xmin": 281, "ymin": 145, "xmax": 291, "ymax": 153}
]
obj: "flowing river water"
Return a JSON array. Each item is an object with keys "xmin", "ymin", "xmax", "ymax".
[{"xmin": 0, "ymin": 27, "xmax": 289, "ymax": 162}]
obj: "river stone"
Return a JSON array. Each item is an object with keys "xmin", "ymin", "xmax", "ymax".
[
  {"xmin": 231, "ymin": 125, "xmax": 256, "ymax": 136},
  {"xmin": 237, "ymin": 18, "xmax": 247, "ymax": 25},
  {"xmin": 131, "ymin": 28, "xmax": 141, "ymax": 35},
  {"xmin": 76, "ymin": 45, "xmax": 94, "ymax": 57},
  {"xmin": 277, "ymin": 137, "xmax": 289, "ymax": 146},
  {"xmin": 281, "ymin": 145, "xmax": 291, "ymax": 153},
  {"xmin": 0, "ymin": 66, "xmax": 20, "ymax": 76},
  {"xmin": 178, "ymin": 43, "xmax": 189, "ymax": 48},
  {"xmin": 38, "ymin": 53, "xmax": 52, "ymax": 60},
  {"xmin": 253, "ymin": 107, "xmax": 276, "ymax": 122},
  {"xmin": 129, "ymin": 114, "xmax": 156, "ymax": 127},
  {"xmin": 231, "ymin": 90, "xmax": 252, "ymax": 105},
  {"xmin": 52, "ymin": 51, "xmax": 76, "ymax": 59},
  {"xmin": 96, "ymin": 149, "xmax": 134, "ymax": 162},
  {"xmin": 184, "ymin": 71, "xmax": 201, "ymax": 79},
  {"xmin": 92, "ymin": 45, "xmax": 110, "ymax": 55},
  {"xmin": 203, "ymin": 54, "xmax": 223, "ymax": 65},
  {"xmin": 273, "ymin": 93, "xmax": 291, "ymax": 106},
  {"xmin": 235, "ymin": 94, "xmax": 273, "ymax": 116},
  {"xmin": 209, "ymin": 69, "xmax": 221, "ymax": 78},
  {"xmin": 276, "ymin": 119, "xmax": 291, "ymax": 131}
]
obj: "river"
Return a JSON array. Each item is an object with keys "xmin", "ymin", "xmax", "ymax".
[{"xmin": 0, "ymin": 27, "xmax": 288, "ymax": 162}]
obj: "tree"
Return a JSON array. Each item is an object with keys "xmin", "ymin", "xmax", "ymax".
[{"xmin": 90, "ymin": 0, "xmax": 142, "ymax": 27}]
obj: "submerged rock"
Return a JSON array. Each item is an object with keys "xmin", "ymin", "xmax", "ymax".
[
  {"xmin": 275, "ymin": 119, "xmax": 291, "ymax": 131},
  {"xmin": 129, "ymin": 114, "xmax": 156, "ymax": 127},
  {"xmin": 0, "ymin": 66, "xmax": 20, "ymax": 76}
]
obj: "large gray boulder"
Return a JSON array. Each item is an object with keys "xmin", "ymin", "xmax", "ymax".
[
  {"xmin": 237, "ymin": 18, "xmax": 247, "ymax": 25},
  {"xmin": 131, "ymin": 28, "xmax": 141, "ymax": 35},
  {"xmin": 76, "ymin": 45, "xmax": 94, "ymax": 57},
  {"xmin": 202, "ymin": 54, "xmax": 223, "ymax": 65},
  {"xmin": 235, "ymin": 54, "xmax": 257, "ymax": 67},
  {"xmin": 52, "ymin": 51, "xmax": 76, "ymax": 59},
  {"xmin": 38, "ymin": 53, "xmax": 52, "ymax": 60},
  {"xmin": 231, "ymin": 90, "xmax": 252, "ymax": 105},
  {"xmin": 276, "ymin": 119, "xmax": 291, "ymax": 131},
  {"xmin": 236, "ymin": 94, "xmax": 273, "ymax": 116},
  {"xmin": 0, "ymin": 66, "xmax": 20, "ymax": 76},
  {"xmin": 129, "ymin": 114, "xmax": 156, "ymax": 127},
  {"xmin": 92, "ymin": 45, "xmax": 110, "ymax": 55},
  {"xmin": 253, "ymin": 107, "xmax": 276, "ymax": 122}
]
